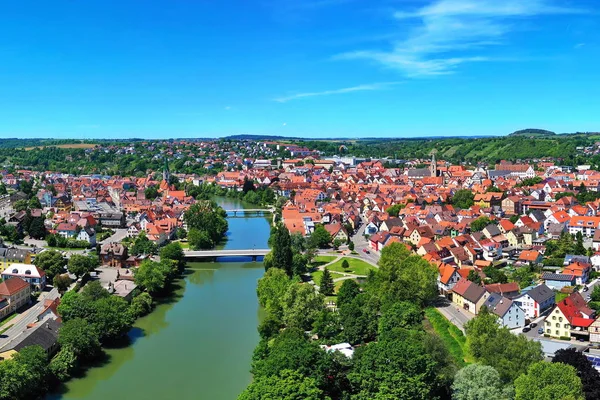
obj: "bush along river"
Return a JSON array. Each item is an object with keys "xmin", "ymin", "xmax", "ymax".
[{"xmin": 48, "ymin": 197, "xmax": 270, "ymax": 400}]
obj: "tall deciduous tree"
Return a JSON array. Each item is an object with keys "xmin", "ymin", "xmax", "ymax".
[
  {"xmin": 34, "ymin": 250, "xmax": 65, "ymax": 280},
  {"xmin": 452, "ymin": 189, "xmax": 475, "ymax": 209},
  {"xmin": 238, "ymin": 369, "xmax": 328, "ymax": 400},
  {"xmin": 337, "ymin": 279, "xmax": 360, "ymax": 308},
  {"xmin": 58, "ymin": 318, "xmax": 101, "ymax": 359},
  {"xmin": 552, "ymin": 348, "xmax": 600, "ymax": 399},
  {"xmin": 257, "ymin": 267, "xmax": 291, "ymax": 320},
  {"xmin": 282, "ymin": 283, "xmax": 325, "ymax": 331},
  {"xmin": 452, "ymin": 364, "xmax": 513, "ymax": 400},
  {"xmin": 514, "ymin": 361, "xmax": 583, "ymax": 400}
]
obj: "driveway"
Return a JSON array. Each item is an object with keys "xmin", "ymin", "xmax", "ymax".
[
  {"xmin": 350, "ymin": 217, "xmax": 381, "ymax": 265},
  {"xmin": 100, "ymin": 228, "xmax": 129, "ymax": 245},
  {"xmin": 0, "ymin": 287, "xmax": 60, "ymax": 350}
]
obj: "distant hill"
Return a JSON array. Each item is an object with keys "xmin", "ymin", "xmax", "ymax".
[{"xmin": 509, "ymin": 129, "xmax": 556, "ymax": 137}]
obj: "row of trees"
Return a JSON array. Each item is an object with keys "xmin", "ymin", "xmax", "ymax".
[
  {"xmin": 12, "ymin": 242, "xmax": 187, "ymax": 398},
  {"xmin": 241, "ymin": 242, "xmax": 450, "ymax": 399}
]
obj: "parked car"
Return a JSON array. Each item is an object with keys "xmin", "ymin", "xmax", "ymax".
[
  {"xmin": 362, "ymin": 249, "xmax": 370, "ymax": 254},
  {"xmin": 530, "ymin": 322, "xmax": 537, "ymax": 328},
  {"xmin": 578, "ymin": 338, "xmax": 586, "ymax": 343},
  {"xmin": 522, "ymin": 326, "xmax": 531, "ymax": 333},
  {"xmin": 583, "ymin": 286, "xmax": 589, "ymax": 292},
  {"xmin": 538, "ymin": 327, "xmax": 544, "ymax": 334}
]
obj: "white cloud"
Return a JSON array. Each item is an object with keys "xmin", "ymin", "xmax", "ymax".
[
  {"xmin": 274, "ymin": 81, "xmax": 400, "ymax": 103},
  {"xmin": 224, "ymin": 106, "xmax": 232, "ymax": 110},
  {"xmin": 282, "ymin": 122, "xmax": 287, "ymax": 126},
  {"xmin": 575, "ymin": 42, "xmax": 585, "ymax": 49},
  {"xmin": 337, "ymin": 0, "xmax": 585, "ymax": 76}
]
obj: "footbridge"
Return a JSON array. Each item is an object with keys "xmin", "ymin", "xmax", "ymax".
[{"xmin": 224, "ymin": 208, "xmax": 274, "ymax": 216}]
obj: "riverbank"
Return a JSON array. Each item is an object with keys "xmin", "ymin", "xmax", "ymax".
[{"xmin": 48, "ymin": 197, "xmax": 271, "ymax": 400}]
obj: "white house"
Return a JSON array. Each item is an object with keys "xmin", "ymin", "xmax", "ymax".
[
  {"xmin": 77, "ymin": 227, "xmax": 96, "ymax": 247},
  {"xmin": 514, "ymin": 284, "xmax": 556, "ymax": 320},
  {"xmin": 483, "ymin": 294, "xmax": 525, "ymax": 329},
  {"xmin": 1, "ymin": 263, "xmax": 47, "ymax": 291}
]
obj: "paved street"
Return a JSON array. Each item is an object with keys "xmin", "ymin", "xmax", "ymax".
[
  {"xmin": 100, "ymin": 228, "xmax": 129, "ymax": 245},
  {"xmin": 0, "ymin": 287, "xmax": 60, "ymax": 350},
  {"xmin": 350, "ymin": 217, "xmax": 381, "ymax": 265},
  {"xmin": 434, "ymin": 296, "xmax": 474, "ymax": 333}
]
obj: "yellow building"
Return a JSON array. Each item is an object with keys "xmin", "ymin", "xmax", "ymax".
[{"xmin": 0, "ymin": 248, "xmax": 32, "ymax": 272}]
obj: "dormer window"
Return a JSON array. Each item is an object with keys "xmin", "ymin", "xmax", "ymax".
[
  {"xmin": 11, "ymin": 269, "xmax": 18, "ymax": 274},
  {"xmin": 25, "ymin": 270, "xmax": 31, "ymax": 275}
]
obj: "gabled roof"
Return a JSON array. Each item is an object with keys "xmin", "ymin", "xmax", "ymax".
[
  {"xmin": 521, "ymin": 284, "xmax": 554, "ymax": 304},
  {"xmin": 0, "ymin": 277, "xmax": 29, "ymax": 296}
]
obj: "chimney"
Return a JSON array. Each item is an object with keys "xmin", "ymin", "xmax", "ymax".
[{"xmin": 46, "ymin": 323, "xmax": 50, "ymax": 329}]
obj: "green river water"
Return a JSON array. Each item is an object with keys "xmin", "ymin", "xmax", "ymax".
[{"xmin": 48, "ymin": 198, "xmax": 269, "ymax": 400}]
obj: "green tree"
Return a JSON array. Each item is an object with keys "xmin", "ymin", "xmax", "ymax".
[
  {"xmin": 13, "ymin": 199, "xmax": 28, "ymax": 212},
  {"xmin": 135, "ymin": 260, "xmax": 169, "ymax": 295},
  {"xmin": 312, "ymin": 309, "xmax": 341, "ymax": 340},
  {"xmin": 68, "ymin": 254, "xmax": 98, "ymax": 278},
  {"xmin": 238, "ymin": 369, "xmax": 329, "ymax": 400},
  {"xmin": 258, "ymin": 313, "xmax": 282, "ymax": 340},
  {"xmin": 378, "ymin": 301, "xmax": 422, "ymax": 337},
  {"xmin": 144, "ymin": 185, "xmax": 159, "ymax": 200},
  {"xmin": 348, "ymin": 241, "xmax": 355, "ymax": 251},
  {"xmin": 386, "ymin": 204, "xmax": 403, "ymax": 217},
  {"xmin": 5, "ymin": 345, "xmax": 49, "ymax": 399},
  {"xmin": 337, "ymin": 279, "xmax": 360, "ymax": 307},
  {"xmin": 257, "ymin": 267, "xmax": 292, "ymax": 319},
  {"xmin": 53, "ymin": 274, "xmax": 71, "ymax": 293},
  {"xmin": 50, "ymin": 347, "xmax": 78, "ymax": 382},
  {"xmin": 188, "ymin": 228, "xmax": 213, "ymax": 250},
  {"xmin": 27, "ymin": 217, "xmax": 46, "ymax": 239},
  {"xmin": 514, "ymin": 361, "xmax": 583, "ymax": 400},
  {"xmin": 465, "ymin": 308, "xmax": 543, "ymax": 382},
  {"xmin": 553, "ymin": 348, "xmax": 600, "ymax": 399},
  {"xmin": 467, "ymin": 270, "xmax": 482, "ymax": 285},
  {"xmin": 574, "ymin": 231, "xmax": 586, "ymax": 255},
  {"xmin": 339, "ymin": 293, "xmax": 380, "ymax": 344},
  {"xmin": 251, "ymin": 329, "xmax": 332, "ymax": 389},
  {"xmin": 319, "ymin": 268, "xmax": 335, "ymax": 296},
  {"xmin": 452, "ymin": 189, "xmax": 475, "ymax": 209},
  {"xmin": 58, "ymin": 318, "xmax": 101, "ymax": 358},
  {"xmin": 282, "ymin": 283, "xmax": 325, "ymax": 331},
  {"xmin": 268, "ymin": 223, "xmax": 294, "ymax": 276},
  {"xmin": 82, "ymin": 280, "xmax": 110, "ymax": 302},
  {"xmin": 184, "ymin": 200, "xmax": 228, "ymax": 245},
  {"xmin": 470, "ymin": 216, "xmax": 491, "ymax": 232},
  {"xmin": 452, "ymin": 364, "xmax": 513, "ymax": 400},
  {"xmin": 57, "ymin": 291, "xmax": 96, "ymax": 322},
  {"xmin": 341, "ymin": 259, "xmax": 350, "ymax": 271},
  {"xmin": 348, "ymin": 334, "xmax": 441, "ymax": 400},
  {"xmin": 375, "ymin": 251, "xmax": 438, "ymax": 308},
  {"xmin": 131, "ymin": 232, "xmax": 158, "ymax": 255},
  {"xmin": 159, "ymin": 242, "xmax": 185, "ymax": 271},
  {"xmin": 34, "ymin": 249, "xmax": 65, "ymax": 280},
  {"xmin": 91, "ymin": 296, "xmax": 134, "ymax": 341},
  {"xmin": 309, "ymin": 225, "xmax": 332, "ymax": 249},
  {"xmin": 28, "ymin": 196, "xmax": 42, "ymax": 209},
  {"xmin": 130, "ymin": 292, "xmax": 154, "ymax": 317}
]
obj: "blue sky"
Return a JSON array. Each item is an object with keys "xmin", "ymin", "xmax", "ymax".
[{"xmin": 0, "ymin": 0, "xmax": 597, "ymax": 139}]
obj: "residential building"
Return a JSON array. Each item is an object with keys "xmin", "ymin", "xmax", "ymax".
[
  {"xmin": 452, "ymin": 278, "xmax": 490, "ymax": 314},
  {"xmin": 1, "ymin": 264, "xmax": 46, "ymax": 291},
  {"xmin": 100, "ymin": 243, "xmax": 128, "ymax": 267},
  {"xmin": 483, "ymin": 294, "xmax": 525, "ymax": 329},
  {"xmin": 541, "ymin": 273, "xmax": 575, "ymax": 290},
  {"xmin": 0, "ymin": 278, "xmax": 31, "ymax": 320},
  {"xmin": 514, "ymin": 284, "xmax": 555, "ymax": 320}
]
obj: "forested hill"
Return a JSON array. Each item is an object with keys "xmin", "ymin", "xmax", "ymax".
[
  {"xmin": 509, "ymin": 129, "xmax": 556, "ymax": 137},
  {"xmin": 299, "ymin": 133, "xmax": 600, "ymax": 165}
]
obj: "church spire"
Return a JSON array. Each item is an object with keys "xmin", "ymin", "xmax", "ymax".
[
  {"xmin": 430, "ymin": 152, "xmax": 437, "ymax": 177},
  {"xmin": 163, "ymin": 157, "xmax": 170, "ymax": 182}
]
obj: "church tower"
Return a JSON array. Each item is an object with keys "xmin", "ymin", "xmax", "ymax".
[
  {"xmin": 163, "ymin": 157, "xmax": 170, "ymax": 182},
  {"xmin": 430, "ymin": 152, "xmax": 437, "ymax": 177}
]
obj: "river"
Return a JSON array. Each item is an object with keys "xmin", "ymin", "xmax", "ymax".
[{"xmin": 49, "ymin": 197, "xmax": 269, "ymax": 400}]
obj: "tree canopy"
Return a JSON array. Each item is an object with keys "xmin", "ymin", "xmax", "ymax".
[{"xmin": 514, "ymin": 361, "xmax": 583, "ymax": 400}]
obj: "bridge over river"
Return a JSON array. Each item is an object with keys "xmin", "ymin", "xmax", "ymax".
[{"xmin": 183, "ymin": 249, "xmax": 270, "ymax": 260}]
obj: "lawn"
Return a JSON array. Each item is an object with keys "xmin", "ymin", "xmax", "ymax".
[
  {"xmin": 0, "ymin": 312, "xmax": 18, "ymax": 327},
  {"xmin": 311, "ymin": 270, "xmax": 344, "ymax": 284},
  {"xmin": 424, "ymin": 307, "xmax": 469, "ymax": 367},
  {"xmin": 327, "ymin": 257, "xmax": 376, "ymax": 276},
  {"xmin": 311, "ymin": 255, "xmax": 338, "ymax": 268}
]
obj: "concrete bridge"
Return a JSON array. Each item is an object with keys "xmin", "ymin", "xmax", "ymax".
[
  {"xmin": 183, "ymin": 249, "xmax": 270, "ymax": 261},
  {"xmin": 224, "ymin": 208, "xmax": 273, "ymax": 216}
]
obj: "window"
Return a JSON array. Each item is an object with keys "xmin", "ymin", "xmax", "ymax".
[
  {"xmin": 559, "ymin": 317, "xmax": 563, "ymax": 322},
  {"xmin": 556, "ymin": 323, "xmax": 560, "ymax": 328}
]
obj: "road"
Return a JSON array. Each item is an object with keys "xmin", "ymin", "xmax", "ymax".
[
  {"xmin": 0, "ymin": 287, "xmax": 60, "ymax": 350},
  {"xmin": 350, "ymin": 217, "xmax": 381, "ymax": 265},
  {"xmin": 100, "ymin": 228, "xmax": 129, "ymax": 245},
  {"xmin": 434, "ymin": 296, "xmax": 474, "ymax": 333}
]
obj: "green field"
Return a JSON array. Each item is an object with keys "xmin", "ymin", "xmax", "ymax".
[
  {"xmin": 327, "ymin": 257, "xmax": 376, "ymax": 276},
  {"xmin": 424, "ymin": 308, "xmax": 469, "ymax": 367}
]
